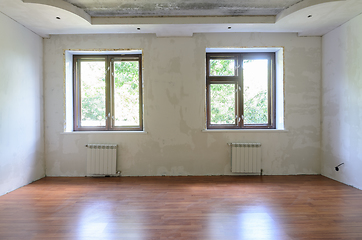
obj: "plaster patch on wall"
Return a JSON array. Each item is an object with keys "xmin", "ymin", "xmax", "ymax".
[{"xmin": 43, "ymin": 33, "xmax": 321, "ymax": 177}]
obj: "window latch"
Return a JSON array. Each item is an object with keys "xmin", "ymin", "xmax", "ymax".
[{"xmin": 106, "ymin": 112, "xmax": 110, "ymax": 120}]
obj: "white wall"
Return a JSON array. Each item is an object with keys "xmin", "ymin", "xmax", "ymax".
[
  {"xmin": 44, "ymin": 33, "xmax": 321, "ymax": 176},
  {"xmin": 322, "ymin": 14, "xmax": 362, "ymax": 190},
  {"xmin": 0, "ymin": 13, "xmax": 44, "ymax": 195}
]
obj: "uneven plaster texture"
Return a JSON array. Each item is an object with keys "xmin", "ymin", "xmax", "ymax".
[
  {"xmin": 43, "ymin": 33, "xmax": 321, "ymax": 176},
  {"xmin": 0, "ymin": 12, "xmax": 44, "ymax": 196},
  {"xmin": 322, "ymin": 14, "xmax": 362, "ymax": 190},
  {"xmin": 63, "ymin": 0, "xmax": 301, "ymax": 17}
]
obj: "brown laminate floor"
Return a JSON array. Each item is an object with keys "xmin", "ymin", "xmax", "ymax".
[{"xmin": 0, "ymin": 175, "xmax": 361, "ymax": 240}]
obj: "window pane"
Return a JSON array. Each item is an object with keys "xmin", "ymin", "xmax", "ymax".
[
  {"xmin": 243, "ymin": 59, "xmax": 268, "ymax": 124},
  {"xmin": 114, "ymin": 61, "xmax": 140, "ymax": 127},
  {"xmin": 209, "ymin": 59, "xmax": 235, "ymax": 76},
  {"xmin": 80, "ymin": 61, "xmax": 106, "ymax": 127},
  {"xmin": 210, "ymin": 84, "xmax": 235, "ymax": 124}
]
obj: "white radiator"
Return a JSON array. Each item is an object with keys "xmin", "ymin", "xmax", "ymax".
[
  {"xmin": 228, "ymin": 143, "xmax": 262, "ymax": 173},
  {"xmin": 86, "ymin": 144, "xmax": 117, "ymax": 176}
]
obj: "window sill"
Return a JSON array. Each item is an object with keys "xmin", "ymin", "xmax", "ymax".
[
  {"xmin": 61, "ymin": 131, "xmax": 148, "ymax": 134},
  {"xmin": 202, "ymin": 129, "xmax": 288, "ymax": 133}
]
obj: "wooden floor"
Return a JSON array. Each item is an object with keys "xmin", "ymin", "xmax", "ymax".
[{"xmin": 1, "ymin": 176, "xmax": 362, "ymax": 240}]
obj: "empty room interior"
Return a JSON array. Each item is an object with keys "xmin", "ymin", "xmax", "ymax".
[{"xmin": 1, "ymin": 0, "xmax": 362, "ymax": 239}]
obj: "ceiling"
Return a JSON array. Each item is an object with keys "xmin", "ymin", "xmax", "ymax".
[
  {"xmin": 0, "ymin": 0, "xmax": 362, "ymax": 37},
  {"xmin": 62, "ymin": 0, "xmax": 303, "ymax": 17}
]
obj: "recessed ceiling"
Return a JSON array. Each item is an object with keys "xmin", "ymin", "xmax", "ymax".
[
  {"xmin": 63, "ymin": 0, "xmax": 303, "ymax": 17},
  {"xmin": 0, "ymin": 0, "xmax": 362, "ymax": 37}
]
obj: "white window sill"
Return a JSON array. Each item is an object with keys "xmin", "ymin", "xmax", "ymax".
[
  {"xmin": 202, "ymin": 129, "xmax": 288, "ymax": 133},
  {"xmin": 61, "ymin": 131, "xmax": 148, "ymax": 135}
]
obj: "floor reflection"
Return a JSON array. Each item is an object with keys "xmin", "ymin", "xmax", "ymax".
[
  {"xmin": 77, "ymin": 200, "xmax": 145, "ymax": 240},
  {"xmin": 207, "ymin": 206, "xmax": 286, "ymax": 240}
]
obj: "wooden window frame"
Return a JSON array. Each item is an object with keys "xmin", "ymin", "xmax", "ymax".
[
  {"xmin": 73, "ymin": 54, "xmax": 143, "ymax": 131},
  {"xmin": 206, "ymin": 52, "xmax": 276, "ymax": 129}
]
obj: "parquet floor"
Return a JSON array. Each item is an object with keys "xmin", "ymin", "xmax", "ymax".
[{"xmin": 0, "ymin": 175, "xmax": 362, "ymax": 240}]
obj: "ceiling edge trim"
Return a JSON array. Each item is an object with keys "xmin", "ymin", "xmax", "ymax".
[
  {"xmin": 22, "ymin": 0, "xmax": 91, "ymax": 23},
  {"xmin": 276, "ymin": 0, "xmax": 345, "ymax": 22}
]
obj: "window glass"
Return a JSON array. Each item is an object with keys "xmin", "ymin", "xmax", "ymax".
[
  {"xmin": 243, "ymin": 59, "xmax": 268, "ymax": 124},
  {"xmin": 113, "ymin": 61, "xmax": 140, "ymax": 127},
  {"xmin": 209, "ymin": 59, "xmax": 235, "ymax": 76},
  {"xmin": 74, "ymin": 54, "xmax": 142, "ymax": 131},
  {"xmin": 210, "ymin": 84, "xmax": 236, "ymax": 124},
  {"xmin": 206, "ymin": 52, "xmax": 275, "ymax": 129},
  {"xmin": 80, "ymin": 61, "xmax": 106, "ymax": 127}
]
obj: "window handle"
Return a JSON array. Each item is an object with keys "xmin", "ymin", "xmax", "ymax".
[{"xmin": 106, "ymin": 112, "xmax": 110, "ymax": 120}]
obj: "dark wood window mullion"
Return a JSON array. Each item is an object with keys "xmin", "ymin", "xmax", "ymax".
[
  {"xmin": 138, "ymin": 58, "xmax": 143, "ymax": 131},
  {"xmin": 206, "ymin": 55, "xmax": 210, "ymax": 77},
  {"xmin": 108, "ymin": 55, "xmax": 143, "ymax": 131},
  {"xmin": 206, "ymin": 82, "xmax": 211, "ymax": 128},
  {"xmin": 73, "ymin": 58, "xmax": 79, "ymax": 130},
  {"xmin": 272, "ymin": 56, "xmax": 277, "ymax": 128},
  {"xmin": 239, "ymin": 55, "xmax": 244, "ymax": 128},
  {"xmin": 234, "ymin": 83, "xmax": 239, "ymax": 127},
  {"xmin": 267, "ymin": 56, "xmax": 272, "ymax": 128},
  {"xmin": 109, "ymin": 57, "xmax": 115, "ymax": 130},
  {"xmin": 206, "ymin": 56, "xmax": 210, "ymax": 129},
  {"xmin": 206, "ymin": 52, "xmax": 276, "ymax": 130},
  {"xmin": 105, "ymin": 58, "xmax": 110, "ymax": 130},
  {"xmin": 73, "ymin": 54, "xmax": 143, "ymax": 131},
  {"xmin": 75, "ymin": 58, "xmax": 84, "ymax": 131}
]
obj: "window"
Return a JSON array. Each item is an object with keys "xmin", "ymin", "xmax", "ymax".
[
  {"xmin": 206, "ymin": 52, "xmax": 276, "ymax": 129},
  {"xmin": 73, "ymin": 54, "xmax": 142, "ymax": 131}
]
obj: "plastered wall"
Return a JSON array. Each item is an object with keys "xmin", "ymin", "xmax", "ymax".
[
  {"xmin": 0, "ymin": 12, "xmax": 44, "ymax": 195},
  {"xmin": 322, "ymin": 14, "xmax": 362, "ymax": 190},
  {"xmin": 44, "ymin": 33, "xmax": 321, "ymax": 176}
]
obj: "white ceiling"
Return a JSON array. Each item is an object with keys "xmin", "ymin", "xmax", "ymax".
[{"xmin": 0, "ymin": 0, "xmax": 362, "ymax": 37}]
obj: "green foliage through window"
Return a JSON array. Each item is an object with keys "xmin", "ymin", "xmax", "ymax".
[
  {"xmin": 74, "ymin": 54, "xmax": 142, "ymax": 131},
  {"xmin": 243, "ymin": 59, "xmax": 268, "ymax": 124},
  {"xmin": 114, "ymin": 61, "xmax": 140, "ymax": 126},
  {"xmin": 207, "ymin": 52, "xmax": 275, "ymax": 129},
  {"xmin": 209, "ymin": 59, "xmax": 235, "ymax": 76},
  {"xmin": 210, "ymin": 84, "xmax": 235, "ymax": 124},
  {"xmin": 80, "ymin": 61, "xmax": 106, "ymax": 127}
]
